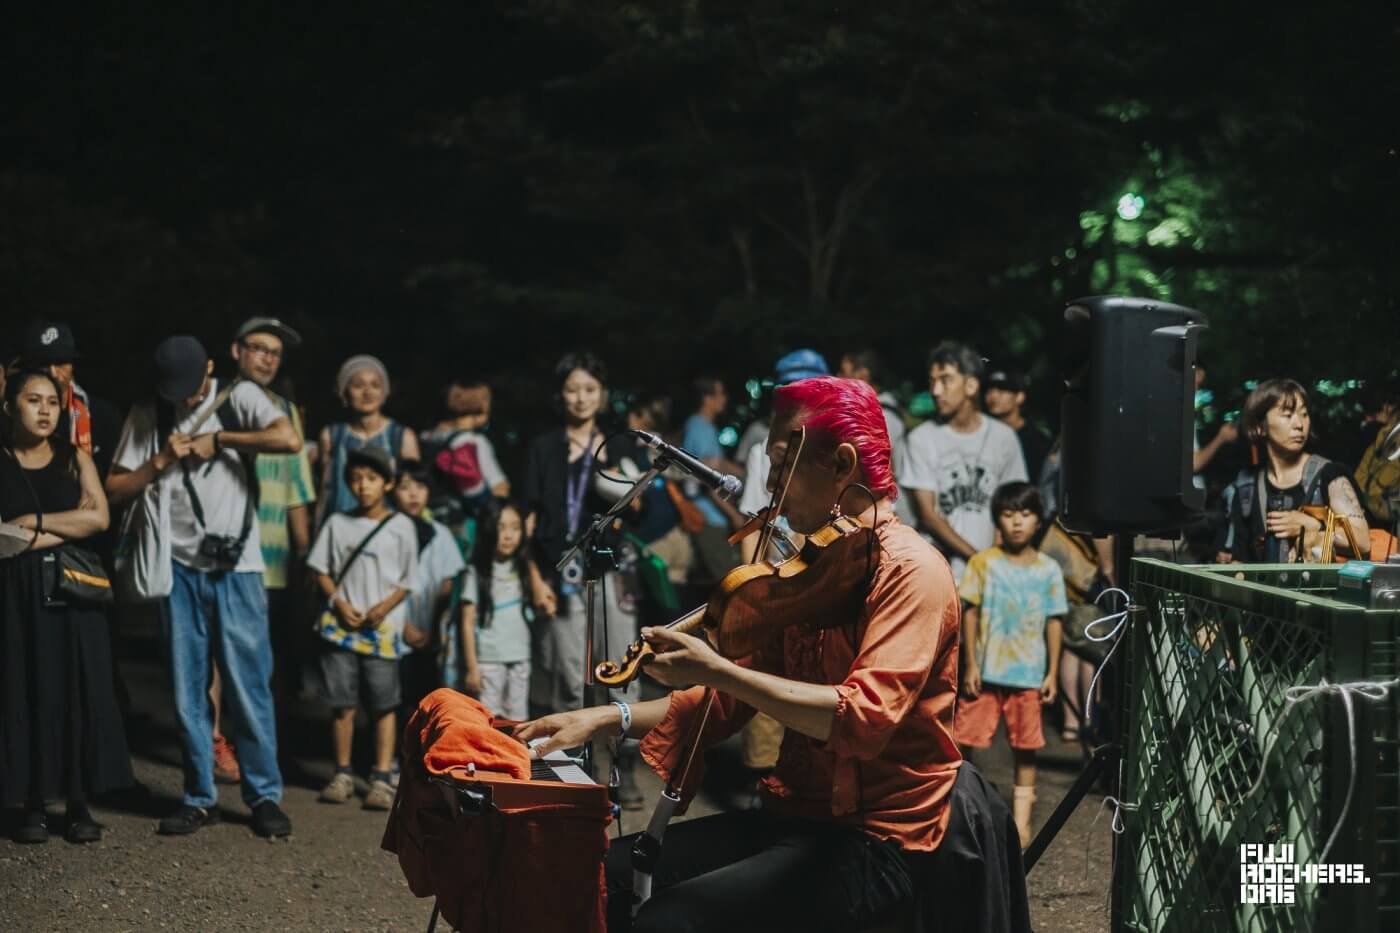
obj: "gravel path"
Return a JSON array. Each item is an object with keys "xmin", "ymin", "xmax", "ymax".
[{"xmin": 2, "ymin": 647, "xmax": 1112, "ymax": 932}]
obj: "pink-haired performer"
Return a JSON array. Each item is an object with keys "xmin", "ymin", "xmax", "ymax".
[{"xmin": 519, "ymin": 377, "xmax": 965, "ymax": 933}]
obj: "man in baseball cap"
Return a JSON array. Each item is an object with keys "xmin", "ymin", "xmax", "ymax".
[
  {"xmin": 984, "ymin": 367, "xmax": 1052, "ymax": 480},
  {"xmin": 106, "ymin": 334, "xmax": 300, "ymax": 839},
  {"xmin": 153, "ymin": 335, "xmax": 214, "ymax": 403},
  {"xmin": 774, "ymin": 348, "xmax": 830, "ymax": 385}
]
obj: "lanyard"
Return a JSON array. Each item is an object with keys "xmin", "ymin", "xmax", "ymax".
[{"xmin": 564, "ymin": 431, "xmax": 597, "ymax": 541}]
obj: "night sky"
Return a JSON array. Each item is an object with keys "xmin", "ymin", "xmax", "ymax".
[{"xmin": 6, "ymin": 2, "xmax": 1398, "ymax": 458}]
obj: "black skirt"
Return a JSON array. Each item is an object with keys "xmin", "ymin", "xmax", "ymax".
[{"xmin": 0, "ymin": 549, "xmax": 133, "ymax": 808}]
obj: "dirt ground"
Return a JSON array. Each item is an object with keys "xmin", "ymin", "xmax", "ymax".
[{"xmin": 1, "ymin": 636, "xmax": 1113, "ymax": 932}]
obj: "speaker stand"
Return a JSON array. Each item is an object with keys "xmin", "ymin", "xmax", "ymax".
[{"xmin": 1022, "ymin": 534, "xmax": 1135, "ymax": 933}]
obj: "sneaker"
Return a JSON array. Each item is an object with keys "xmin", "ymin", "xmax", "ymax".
[
  {"xmin": 213, "ymin": 734, "xmax": 241, "ymax": 785},
  {"xmin": 250, "ymin": 800, "xmax": 292, "ymax": 838},
  {"xmin": 319, "ymin": 771, "xmax": 356, "ymax": 804},
  {"xmin": 363, "ymin": 779, "xmax": 395, "ymax": 811},
  {"xmin": 12, "ymin": 809, "xmax": 49, "ymax": 844},
  {"xmin": 64, "ymin": 805, "xmax": 102, "ymax": 844},
  {"xmin": 157, "ymin": 805, "xmax": 220, "ymax": 836}
]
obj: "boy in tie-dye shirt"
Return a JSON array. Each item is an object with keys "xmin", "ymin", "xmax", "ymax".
[{"xmin": 954, "ymin": 481, "xmax": 1066, "ymax": 848}]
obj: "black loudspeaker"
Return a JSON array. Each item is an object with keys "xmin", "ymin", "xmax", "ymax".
[{"xmin": 1059, "ymin": 295, "xmax": 1206, "ymax": 534}]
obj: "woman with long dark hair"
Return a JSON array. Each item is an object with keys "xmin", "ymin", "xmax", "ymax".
[
  {"xmin": 521, "ymin": 351, "xmax": 644, "ymax": 806},
  {"xmin": 1, "ymin": 370, "xmax": 132, "ymax": 843},
  {"xmin": 1228, "ymin": 378, "xmax": 1369, "ymax": 562},
  {"xmin": 520, "ymin": 351, "xmax": 639, "ymax": 713}
]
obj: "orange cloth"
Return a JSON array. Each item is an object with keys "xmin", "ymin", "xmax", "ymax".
[
  {"xmin": 383, "ymin": 689, "xmax": 609, "ymax": 933},
  {"xmin": 640, "ymin": 517, "xmax": 964, "ymax": 853},
  {"xmin": 415, "ymin": 687, "xmax": 530, "ymax": 780}
]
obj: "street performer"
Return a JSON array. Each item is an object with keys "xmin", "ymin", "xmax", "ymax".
[{"xmin": 517, "ymin": 376, "xmax": 964, "ymax": 932}]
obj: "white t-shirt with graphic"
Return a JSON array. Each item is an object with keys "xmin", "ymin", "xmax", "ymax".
[
  {"xmin": 112, "ymin": 379, "xmax": 285, "ymax": 573},
  {"xmin": 897, "ymin": 414, "xmax": 1028, "ymax": 580}
]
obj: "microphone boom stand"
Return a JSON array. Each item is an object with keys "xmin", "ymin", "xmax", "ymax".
[{"xmin": 556, "ymin": 459, "xmax": 671, "ymax": 782}]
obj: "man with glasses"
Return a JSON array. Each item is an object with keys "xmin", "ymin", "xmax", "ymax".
[{"xmin": 229, "ymin": 318, "xmax": 316, "ymax": 769}]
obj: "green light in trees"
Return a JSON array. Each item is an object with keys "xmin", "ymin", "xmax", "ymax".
[{"xmin": 1117, "ymin": 193, "xmax": 1145, "ymax": 221}]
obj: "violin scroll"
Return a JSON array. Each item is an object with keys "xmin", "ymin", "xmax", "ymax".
[
  {"xmin": 594, "ymin": 640, "xmax": 657, "ymax": 687},
  {"xmin": 594, "ymin": 605, "xmax": 710, "ymax": 688}
]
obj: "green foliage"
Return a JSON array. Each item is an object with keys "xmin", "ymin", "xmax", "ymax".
[{"xmin": 3, "ymin": 0, "xmax": 1396, "ymax": 437}]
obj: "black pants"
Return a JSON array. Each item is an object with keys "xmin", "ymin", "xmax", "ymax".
[{"xmin": 605, "ymin": 811, "xmax": 922, "ymax": 933}]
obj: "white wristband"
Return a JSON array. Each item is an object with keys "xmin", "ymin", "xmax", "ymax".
[{"xmin": 612, "ymin": 700, "xmax": 632, "ymax": 737}]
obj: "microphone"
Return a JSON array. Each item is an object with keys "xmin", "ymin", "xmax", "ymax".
[{"xmin": 631, "ymin": 430, "xmax": 743, "ymax": 502}]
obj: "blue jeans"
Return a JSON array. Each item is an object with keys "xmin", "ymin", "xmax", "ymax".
[{"xmin": 164, "ymin": 563, "xmax": 282, "ymax": 808}]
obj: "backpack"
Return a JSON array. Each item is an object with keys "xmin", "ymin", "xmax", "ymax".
[
  {"xmin": 1357, "ymin": 420, "xmax": 1400, "ymax": 523},
  {"xmin": 1232, "ymin": 454, "xmax": 1330, "ymax": 524},
  {"xmin": 432, "ymin": 431, "xmax": 485, "ymax": 495}
]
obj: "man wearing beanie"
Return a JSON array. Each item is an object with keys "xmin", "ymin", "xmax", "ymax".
[{"xmin": 106, "ymin": 335, "xmax": 301, "ymax": 838}]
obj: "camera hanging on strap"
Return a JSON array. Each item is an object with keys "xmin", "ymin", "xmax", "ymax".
[{"xmin": 181, "ymin": 388, "xmax": 260, "ymax": 571}]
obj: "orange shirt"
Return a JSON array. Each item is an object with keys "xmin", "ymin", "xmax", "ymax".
[{"xmin": 639, "ymin": 517, "xmax": 963, "ymax": 852}]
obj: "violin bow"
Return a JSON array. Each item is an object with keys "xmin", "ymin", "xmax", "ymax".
[{"xmin": 629, "ymin": 426, "xmax": 806, "ymax": 915}]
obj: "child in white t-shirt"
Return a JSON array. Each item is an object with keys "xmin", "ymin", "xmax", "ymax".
[
  {"xmin": 306, "ymin": 447, "xmax": 417, "ymax": 810},
  {"xmin": 467, "ymin": 500, "xmax": 533, "ymax": 721},
  {"xmin": 392, "ymin": 459, "xmax": 467, "ymax": 711}
]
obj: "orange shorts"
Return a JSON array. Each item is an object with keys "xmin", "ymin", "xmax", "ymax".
[{"xmin": 954, "ymin": 685, "xmax": 1045, "ymax": 750}]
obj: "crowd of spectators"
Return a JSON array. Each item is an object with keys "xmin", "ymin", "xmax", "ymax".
[{"xmin": 2, "ymin": 315, "xmax": 1396, "ymax": 847}]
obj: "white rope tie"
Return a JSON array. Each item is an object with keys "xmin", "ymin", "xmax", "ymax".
[
  {"xmin": 1244, "ymin": 675, "xmax": 1400, "ymax": 863},
  {"xmin": 1083, "ymin": 587, "xmax": 1132, "ymax": 727},
  {"xmin": 1084, "ymin": 793, "xmax": 1142, "ymax": 886},
  {"xmin": 1095, "ymin": 794, "xmax": 1140, "ymax": 835}
]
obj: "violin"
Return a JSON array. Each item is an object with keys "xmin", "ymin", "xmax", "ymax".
[{"xmin": 594, "ymin": 428, "xmax": 880, "ymax": 687}]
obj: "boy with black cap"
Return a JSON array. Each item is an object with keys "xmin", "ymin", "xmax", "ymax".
[
  {"xmin": 106, "ymin": 335, "xmax": 301, "ymax": 837},
  {"xmin": 306, "ymin": 445, "xmax": 418, "ymax": 811}
]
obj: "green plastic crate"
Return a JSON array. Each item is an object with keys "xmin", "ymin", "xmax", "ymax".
[{"xmin": 1117, "ymin": 559, "xmax": 1400, "ymax": 932}]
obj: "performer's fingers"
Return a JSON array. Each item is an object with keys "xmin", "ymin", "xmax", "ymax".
[
  {"xmin": 641, "ymin": 626, "xmax": 688, "ymax": 651},
  {"xmin": 513, "ymin": 719, "xmax": 546, "ymax": 743}
]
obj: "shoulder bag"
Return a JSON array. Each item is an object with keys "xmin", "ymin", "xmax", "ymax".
[
  {"xmin": 315, "ymin": 514, "xmax": 398, "ymax": 652},
  {"xmin": 6, "ymin": 448, "xmax": 113, "ymax": 606}
]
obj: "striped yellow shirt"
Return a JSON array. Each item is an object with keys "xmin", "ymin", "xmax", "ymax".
[{"xmin": 257, "ymin": 393, "xmax": 316, "ymax": 589}]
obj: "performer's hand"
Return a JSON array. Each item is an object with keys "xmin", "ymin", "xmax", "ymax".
[
  {"xmin": 535, "ymin": 587, "xmax": 558, "ymax": 619},
  {"xmin": 1040, "ymin": 674, "xmax": 1057, "ymax": 706},
  {"xmin": 514, "ymin": 706, "xmax": 618, "ymax": 759},
  {"xmin": 642, "ymin": 626, "xmax": 725, "ymax": 688},
  {"xmin": 961, "ymin": 663, "xmax": 982, "ymax": 699}
]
